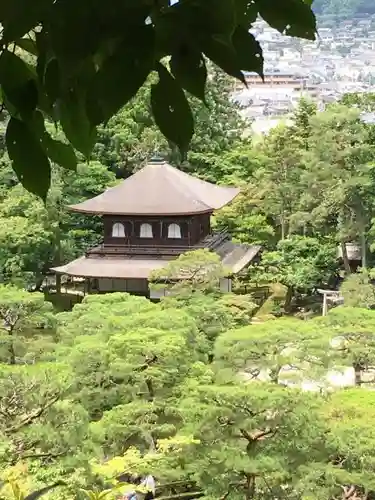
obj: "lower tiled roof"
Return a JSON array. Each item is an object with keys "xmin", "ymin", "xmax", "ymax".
[{"xmin": 51, "ymin": 242, "xmax": 261, "ymax": 279}]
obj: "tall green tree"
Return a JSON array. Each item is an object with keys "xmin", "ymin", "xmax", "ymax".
[
  {"xmin": 254, "ymin": 100, "xmax": 317, "ymax": 239},
  {"xmin": 340, "ymin": 269, "xmax": 375, "ymax": 309},
  {"xmin": 0, "ymin": 285, "xmax": 55, "ymax": 365},
  {"xmin": 300, "ymin": 104, "xmax": 375, "ymax": 269},
  {"xmin": 255, "ymin": 125, "xmax": 306, "ymax": 240},
  {"xmin": 0, "ymin": 162, "xmax": 116, "ymax": 288},
  {"xmin": 179, "ymin": 382, "xmax": 325, "ymax": 500},
  {"xmin": 214, "ymin": 100, "xmax": 317, "ymax": 247},
  {"xmin": 249, "ymin": 236, "xmax": 339, "ymax": 311},
  {"xmin": 0, "ymin": 363, "xmax": 92, "ymax": 471},
  {"xmin": 151, "ymin": 250, "xmax": 256, "ymax": 349}
]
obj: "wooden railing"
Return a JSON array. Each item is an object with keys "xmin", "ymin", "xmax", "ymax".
[{"xmin": 86, "ymin": 230, "xmax": 231, "ymax": 259}]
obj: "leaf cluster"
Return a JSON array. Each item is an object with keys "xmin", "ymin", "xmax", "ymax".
[{"xmin": 0, "ymin": 0, "xmax": 316, "ymax": 198}]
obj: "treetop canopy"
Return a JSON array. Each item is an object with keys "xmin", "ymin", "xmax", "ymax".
[{"xmin": 0, "ymin": 0, "xmax": 316, "ymax": 199}]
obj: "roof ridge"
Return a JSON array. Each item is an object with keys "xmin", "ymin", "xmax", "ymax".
[
  {"xmin": 163, "ymin": 162, "xmax": 240, "ymax": 195},
  {"xmin": 164, "ymin": 162, "xmax": 241, "ymax": 193},
  {"xmin": 161, "ymin": 164, "xmax": 213, "ymax": 211}
]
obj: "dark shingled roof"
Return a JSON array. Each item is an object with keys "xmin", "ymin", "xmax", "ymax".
[{"xmin": 69, "ymin": 159, "xmax": 240, "ymax": 216}]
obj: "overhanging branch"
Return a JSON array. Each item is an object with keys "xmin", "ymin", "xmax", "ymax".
[{"xmin": 5, "ymin": 392, "xmax": 63, "ymax": 434}]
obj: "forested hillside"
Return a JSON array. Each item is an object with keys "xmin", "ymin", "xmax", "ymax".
[{"xmin": 313, "ymin": 0, "xmax": 375, "ymax": 18}]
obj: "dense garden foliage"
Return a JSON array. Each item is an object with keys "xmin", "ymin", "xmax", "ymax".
[{"xmin": 1, "ymin": 276, "xmax": 375, "ymax": 499}]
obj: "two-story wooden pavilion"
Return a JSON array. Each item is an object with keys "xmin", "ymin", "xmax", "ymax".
[{"xmin": 51, "ymin": 157, "xmax": 261, "ymax": 298}]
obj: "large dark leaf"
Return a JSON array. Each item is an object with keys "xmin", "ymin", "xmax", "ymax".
[
  {"xmin": 176, "ymin": 0, "xmax": 237, "ymax": 37},
  {"xmin": 200, "ymin": 35, "xmax": 245, "ymax": 84},
  {"xmin": 161, "ymin": 0, "xmax": 237, "ymax": 64},
  {"xmin": 170, "ymin": 45, "xmax": 207, "ymax": 102},
  {"xmin": 32, "ymin": 109, "xmax": 77, "ymax": 170},
  {"xmin": 43, "ymin": 136, "xmax": 77, "ymax": 171},
  {"xmin": 57, "ymin": 89, "xmax": 97, "ymax": 158},
  {"xmin": 154, "ymin": 8, "xmax": 184, "ymax": 59},
  {"xmin": 0, "ymin": 0, "xmax": 53, "ymax": 43},
  {"xmin": 151, "ymin": 63, "xmax": 194, "ymax": 153},
  {"xmin": 14, "ymin": 37, "xmax": 38, "ymax": 55},
  {"xmin": 44, "ymin": 58, "xmax": 61, "ymax": 105},
  {"xmin": 256, "ymin": 0, "xmax": 316, "ymax": 40},
  {"xmin": 0, "ymin": 50, "xmax": 35, "ymax": 87},
  {"xmin": 0, "ymin": 50, "xmax": 38, "ymax": 117},
  {"xmin": 198, "ymin": 0, "xmax": 236, "ymax": 35},
  {"xmin": 48, "ymin": 0, "xmax": 103, "ymax": 67},
  {"xmin": 234, "ymin": 0, "xmax": 258, "ymax": 26},
  {"xmin": 24, "ymin": 481, "xmax": 66, "ymax": 500},
  {"xmin": 49, "ymin": 0, "xmax": 149, "ymax": 73},
  {"xmin": 6, "ymin": 79, "xmax": 39, "ymax": 119},
  {"xmin": 6, "ymin": 117, "xmax": 51, "ymax": 201},
  {"xmin": 88, "ymin": 25, "xmax": 155, "ymax": 125},
  {"xmin": 232, "ymin": 26, "xmax": 264, "ymax": 77}
]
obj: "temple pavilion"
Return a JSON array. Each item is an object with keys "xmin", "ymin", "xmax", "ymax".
[{"xmin": 51, "ymin": 157, "xmax": 261, "ymax": 298}]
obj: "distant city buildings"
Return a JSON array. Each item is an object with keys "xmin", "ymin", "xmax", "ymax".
[{"xmin": 233, "ymin": 16, "xmax": 375, "ymax": 135}]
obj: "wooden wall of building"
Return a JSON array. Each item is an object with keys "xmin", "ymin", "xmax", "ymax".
[
  {"xmin": 97, "ymin": 277, "xmax": 149, "ymax": 295},
  {"xmin": 102, "ymin": 213, "xmax": 211, "ymax": 247}
]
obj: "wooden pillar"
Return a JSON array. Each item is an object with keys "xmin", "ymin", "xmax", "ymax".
[
  {"xmin": 322, "ymin": 293, "xmax": 328, "ymax": 317},
  {"xmin": 188, "ymin": 219, "xmax": 192, "ymax": 246},
  {"xmin": 56, "ymin": 274, "xmax": 61, "ymax": 294},
  {"xmin": 318, "ymin": 289, "xmax": 343, "ymax": 317},
  {"xmin": 219, "ymin": 278, "xmax": 232, "ymax": 293},
  {"xmin": 361, "ymin": 231, "xmax": 367, "ymax": 269}
]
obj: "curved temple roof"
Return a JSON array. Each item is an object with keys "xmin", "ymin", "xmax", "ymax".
[
  {"xmin": 51, "ymin": 244, "xmax": 261, "ymax": 279},
  {"xmin": 69, "ymin": 159, "xmax": 240, "ymax": 216}
]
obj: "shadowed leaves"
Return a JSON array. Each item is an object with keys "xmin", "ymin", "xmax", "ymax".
[{"xmin": 0, "ymin": 0, "xmax": 316, "ymax": 198}]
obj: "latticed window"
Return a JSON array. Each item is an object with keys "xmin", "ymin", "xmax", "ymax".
[
  {"xmin": 112, "ymin": 222, "xmax": 125, "ymax": 237},
  {"xmin": 168, "ymin": 223, "xmax": 181, "ymax": 239},
  {"xmin": 140, "ymin": 223, "xmax": 153, "ymax": 238}
]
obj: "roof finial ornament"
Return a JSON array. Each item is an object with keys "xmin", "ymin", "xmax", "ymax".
[{"xmin": 149, "ymin": 150, "xmax": 165, "ymax": 164}]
